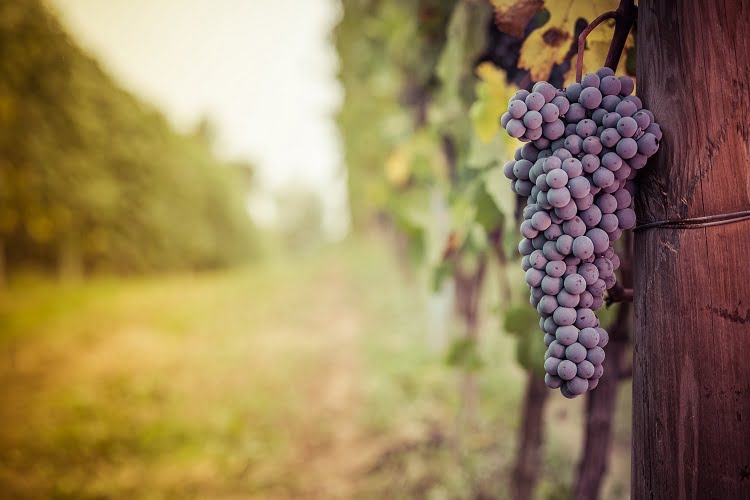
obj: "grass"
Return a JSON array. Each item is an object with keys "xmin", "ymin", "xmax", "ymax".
[{"xmin": 0, "ymin": 238, "xmax": 631, "ymax": 499}]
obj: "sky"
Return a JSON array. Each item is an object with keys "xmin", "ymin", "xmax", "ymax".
[{"xmin": 48, "ymin": 0, "xmax": 348, "ymax": 237}]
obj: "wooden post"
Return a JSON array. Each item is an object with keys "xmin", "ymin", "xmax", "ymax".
[{"xmin": 633, "ymin": 1, "xmax": 750, "ymax": 498}]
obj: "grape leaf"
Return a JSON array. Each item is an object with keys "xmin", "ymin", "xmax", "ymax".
[
  {"xmin": 518, "ymin": 0, "xmax": 623, "ymax": 82},
  {"xmin": 489, "ymin": 0, "xmax": 544, "ymax": 38}
]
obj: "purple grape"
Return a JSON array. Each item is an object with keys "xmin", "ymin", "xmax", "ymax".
[
  {"xmin": 553, "ymin": 307, "xmax": 577, "ymax": 326},
  {"xmin": 544, "ymin": 223, "xmax": 563, "ymax": 240},
  {"xmin": 563, "ymin": 273, "xmax": 587, "ymax": 295},
  {"xmin": 599, "ymin": 75, "xmax": 622, "ymax": 96},
  {"xmin": 525, "ymin": 91, "xmax": 546, "ymax": 111},
  {"xmin": 600, "ymin": 128, "xmax": 621, "ymax": 148},
  {"xmin": 601, "ymin": 151, "xmax": 623, "ymax": 171},
  {"xmin": 566, "ymin": 103, "xmax": 587, "ymax": 122},
  {"xmin": 579, "ymin": 87, "xmax": 603, "ymax": 109},
  {"xmin": 633, "ymin": 110, "xmax": 651, "ymax": 129},
  {"xmin": 578, "ymin": 327, "xmax": 600, "ymax": 349},
  {"xmin": 616, "ymin": 137, "xmax": 638, "ymax": 159},
  {"xmin": 546, "ymin": 260, "xmax": 566, "ymax": 278},
  {"xmin": 534, "ymin": 137, "xmax": 551, "ymax": 149},
  {"xmin": 544, "ymin": 317, "xmax": 558, "ymax": 334},
  {"xmin": 521, "ymin": 220, "xmax": 538, "ymax": 238},
  {"xmin": 586, "ymin": 228, "xmax": 610, "ymax": 253},
  {"xmin": 544, "ymin": 333, "xmax": 555, "ymax": 347},
  {"xmin": 637, "ymin": 132, "xmax": 659, "ymax": 156},
  {"xmin": 555, "ymin": 200, "xmax": 578, "ymax": 220},
  {"xmin": 601, "ymin": 95, "xmax": 621, "ymax": 112},
  {"xmin": 552, "ymin": 95, "xmax": 570, "ymax": 115},
  {"xmin": 540, "ymin": 103, "xmax": 560, "ymax": 123},
  {"xmin": 557, "ymin": 360, "xmax": 578, "ymax": 380},
  {"xmin": 615, "ymin": 99, "xmax": 638, "ymax": 117},
  {"xmin": 581, "ymin": 154, "xmax": 600, "ymax": 174},
  {"xmin": 501, "ymin": 112, "xmax": 511, "ymax": 128},
  {"xmin": 596, "ymin": 193, "xmax": 618, "ymax": 214},
  {"xmin": 599, "ymin": 213, "xmax": 619, "ymax": 232},
  {"xmin": 546, "ymin": 169, "xmax": 568, "ymax": 189},
  {"xmin": 513, "ymin": 159, "xmax": 533, "ymax": 180},
  {"xmin": 525, "ymin": 268, "xmax": 544, "ymax": 287},
  {"xmin": 596, "ymin": 328, "xmax": 609, "ymax": 348},
  {"xmin": 583, "ymin": 136, "xmax": 603, "ymax": 155},
  {"xmin": 541, "ymin": 276, "xmax": 563, "ymax": 295},
  {"xmin": 616, "ymin": 116, "xmax": 638, "ymax": 138},
  {"xmin": 547, "ymin": 187, "xmax": 571, "ymax": 208},
  {"xmin": 562, "ymin": 216, "xmax": 586, "ymax": 237},
  {"xmin": 602, "ymin": 111, "xmax": 622, "ymax": 128},
  {"xmin": 575, "ymin": 194, "xmax": 594, "ymax": 211},
  {"xmin": 579, "ymin": 290, "xmax": 594, "ymax": 308},
  {"xmin": 507, "ymin": 119, "xmax": 526, "ymax": 138},
  {"xmin": 529, "ymin": 249, "xmax": 547, "ymax": 269},
  {"xmin": 577, "ymin": 360, "xmax": 596, "ymax": 379},
  {"xmin": 526, "ymin": 126, "xmax": 543, "ymax": 141},
  {"xmin": 617, "ymin": 208, "xmax": 637, "ymax": 230},
  {"xmin": 542, "ymin": 240, "xmax": 565, "ymax": 261},
  {"xmin": 593, "ymin": 167, "xmax": 615, "ymax": 188},
  {"xmin": 565, "ymin": 342, "xmax": 587, "ymax": 363},
  {"xmin": 576, "ymin": 119, "xmax": 597, "ymax": 138},
  {"xmin": 562, "ymin": 157, "xmax": 583, "ymax": 178},
  {"xmin": 572, "ymin": 236, "xmax": 594, "ymax": 259},
  {"xmin": 645, "ymin": 122, "xmax": 663, "ymax": 140},
  {"xmin": 545, "ymin": 373, "xmax": 564, "ymax": 389},
  {"xmin": 555, "ymin": 234, "xmax": 574, "ymax": 255},
  {"xmin": 565, "ymin": 82, "xmax": 583, "ymax": 102},
  {"xmin": 518, "ymin": 238, "xmax": 534, "ymax": 255},
  {"xmin": 531, "ymin": 211, "xmax": 552, "ymax": 230},
  {"xmin": 556, "ymin": 325, "xmax": 578, "ymax": 346},
  {"xmin": 568, "ymin": 176, "xmax": 590, "ymax": 199},
  {"xmin": 523, "ymin": 110, "xmax": 543, "ymax": 129},
  {"xmin": 544, "ymin": 356, "xmax": 563, "ymax": 375},
  {"xmin": 535, "ymin": 81, "xmax": 557, "ymax": 102},
  {"xmin": 581, "ymin": 73, "xmax": 601, "ymax": 88},
  {"xmin": 508, "ymin": 99, "xmax": 527, "ymax": 118},
  {"xmin": 557, "ymin": 289, "xmax": 580, "ymax": 308},
  {"xmin": 575, "ymin": 308, "xmax": 597, "ymax": 328},
  {"xmin": 596, "ymin": 67, "xmax": 615, "ymax": 78},
  {"xmin": 586, "ymin": 346, "xmax": 606, "ymax": 365},
  {"xmin": 623, "ymin": 95, "xmax": 643, "ymax": 109},
  {"xmin": 580, "ymin": 204, "xmax": 602, "ymax": 227},
  {"xmin": 567, "ymin": 376, "xmax": 589, "ymax": 395},
  {"xmin": 542, "ymin": 119, "xmax": 565, "ymax": 140},
  {"xmin": 618, "ymin": 75, "xmax": 635, "ymax": 95},
  {"xmin": 538, "ymin": 294, "xmax": 559, "ymax": 315}
]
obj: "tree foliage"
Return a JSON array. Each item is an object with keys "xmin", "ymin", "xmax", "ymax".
[{"xmin": 0, "ymin": 0, "xmax": 255, "ymax": 276}]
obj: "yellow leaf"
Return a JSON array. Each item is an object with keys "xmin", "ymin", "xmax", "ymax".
[
  {"xmin": 470, "ymin": 62, "xmax": 516, "ymax": 142},
  {"xmin": 384, "ymin": 146, "xmax": 412, "ymax": 188},
  {"xmin": 518, "ymin": 0, "xmax": 621, "ymax": 82}
]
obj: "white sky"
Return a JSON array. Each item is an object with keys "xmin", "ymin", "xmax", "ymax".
[{"xmin": 48, "ymin": 0, "xmax": 348, "ymax": 237}]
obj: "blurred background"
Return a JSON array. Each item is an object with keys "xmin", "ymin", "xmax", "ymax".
[{"xmin": 0, "ymin": 0, "xmax": 635, "ymax": 498}]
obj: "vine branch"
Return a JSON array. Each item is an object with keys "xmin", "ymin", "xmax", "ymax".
[{"xmin": 576, "ymin": 0, "xmax": 638, "ymax": 82}]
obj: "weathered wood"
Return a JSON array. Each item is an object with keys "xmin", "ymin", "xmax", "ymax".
[{"xmin": 633, "ymin": 1, "xmax": 750, "ymax": 498}]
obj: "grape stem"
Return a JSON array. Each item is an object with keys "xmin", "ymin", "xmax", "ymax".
[
  {"xmin": 605, "ymin": 283, "xmax": 633, "ymax": 306},
  {"xmin": 575, "ymin": 0, "xmax": 637, "ymax": 82}
]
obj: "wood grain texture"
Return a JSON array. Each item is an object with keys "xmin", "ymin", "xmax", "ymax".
[{"xmin": 633, "ymin": 1, "xmax": 750, "ymax": 498}]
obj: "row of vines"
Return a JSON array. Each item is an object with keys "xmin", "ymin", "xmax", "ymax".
[{"xmin": 336, "ymin": 1, "xmax": 637, "ymax": 498}]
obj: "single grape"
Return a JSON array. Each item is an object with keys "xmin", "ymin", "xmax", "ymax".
[
  {"xmin": 583, "ymin": 136, "xmax": 603, "ymax": 155},
  {"xmin": 565, "ymin": 342, "xmax": 587, "ymax": 363},
  {"xmin": 596, "ymin": 66, "xmax": 615, "ymax": 78},
  {"xmin": 581, "ymin": 154, "xmax": 600, "ymax": 174},
  {"xmin": 540, "ymin": 103, "xmax": 560, "ymax": 123},
  {"xmin": 542, "ymin": 119, "xmax": 565, "ymax": 140},
  {"xmin": 561, "ymin": 384, "xmax": 577, "ymax": 398},
  {"xmin": 601, "ymin": 151, "xmax": 623, "ymax": 171},
  {"xmin": 544, "ymin": 317, "xmax": 558, "ymax": 334},
  {"xmin": 616, "ymin": 116, "xmax": 638, "ymax": 137},
  {"xmin": 565, "ymin": 82, "xmax": 583, "ymax": 102},
  {"xmin": 602, "ymin": 111, "xmax": 622, "ymax": 128},
  {"xmin": 562, "ymin": 157, "xmax": 583, "ymax": 178},
  {"xmin": 535, "ymin": 81, "xmax": 557, "ymax": 102},
  {"xmin": 513, "ymin": 160, "xmax": 533, "ymax": 180},
  {"xmin": 544, "ymin": 333, "xmax": 556, "ymax": 346},
  {"xmin": 575, "ymin": 308, "xmax": 597, "ymax": 328},
  {"xmin": 553, "ymin": 307, "xmax": 577, "ymax": 326},
  {"xmin": 544, "ymin": 223, "xmax": 563, "ymax": 241},
  {"xmin": 596, "ymin": 193, "xmax": 618, "ymax": 214},
  {"xmin": 588, "ymin": 378, "xmax": 600, "ymax": 390},
  {"xmin": 645, "ymin": 122, "xmax": 663, "ymax": 140},
  {"xmin": 557, "ymin": 359, "xmax": 578, "ymax": 380},
  {"xmin": 507, "ymin": 119, "xmax": 526, "ymax": 138},
  {"xmin": 546, "ymin": 169, "xmax": 569, "ymax": 189},
  {"xmin": 616, "ymin": 137, "xmax": 638, "ymax": 159},
  {"xmin": 544, "ymin": 356, "xmax": 563, "ymax": 375},
  {"xmin": 557, "ymin": 289, "xmax": 580, "ymax": 308},
  {"xmin": 526, "ymin": 126, "xmax": 543, "ymax": 141},
  {"xmin": 521, "ymin": 255, "xmax": 531, "ymax": 271},
  {"xmin": 586, "ymin": 228, "xmax": 610, "ymax": 253},
  {"xmin": 545, "ymin": 373, "xmax": 564, "ymax": 389},
  {"xmin": 578, "ymin": 327, "xmax": 600, "ymax": 348},
  {"xmin": 633, "ymin": 110, "xmax": 651, "ymax": 129},
  {"xmin": 555, "ymin": 200, "xmax": 578, "ymax": 220},
  {"xmin": 515, "ymin": 179, "xmax": 533, "ymax": 196},
  {"xmin": 577, "ymin": 360, "xmax": 596, "ymax": 379},
  {"xmin": 564, "ymin": 123, "xmax": 578, "ymax": 137},
  {"xmin": 555, "ymin": 234, "xmax": 574, "ymax": 255},
  {"xmin": 572, "ymin": 236, "xmax": 594, "ymax": 259},
  {"xmin": 599, "ymin": 75, "xmax": 622, "ymax": 95},
  {"xmin": 618, "ymin": 75, "xmax": 635, "ymax": 95},
  {"xmin": 525, "ymin": 267, "xmax": 545, "ymax": 289},
  {"xmin": 556, "ymin": 325, "xmax": 578, "ymax": 346},
  {"xmin": 541, "ymin": 275, "xmax": 563, "ymax": 295},
  {"xmin": 591, "ymin": 108, "xmax": 608, "ymax": 125},
  {"xmin": 534, "ymin": 137, "xmax": 551, "ymax": 149},
  {"xmin": 567, "ymin": 376, "xmax": 589, "ymax": 395},
  {"xmin": 564, "ymin": 135, "xmax": 583, "ymax": 155},
  {"xmin": 579, "ymin": 87, "xmax": 603, "ymax": 109},
  {"xmin": 588, "ymin": 278, "xmax": 607, "ymax": 297},
  {"xmin": 580, "ymin": 204, "xmax": 602, "ymax": 227},
  {"xmin": 524, "ymin": 110, "xmax": 543, "ymax": 129},
  {"xmin": 586, "ymin": 346, "xmax": 606, "ymax": 365},
  {"xmin": 575, "ymin": 193, "xmax": 594, "ymax": 211},
  {"xmin": 601, "ymin": 95, "xmax": 622, "ymax": 112},
  {"xmin": 552, "ymin": 95, "xmax": 570, "ymax": 115},
  {"xmin": 562, "ymin": 216, "xmax": 586, "ymax": 237},
  {"xmin": 508, "ymin": 99, "xmax": 528, "ymax": 118},
  {"xmin": 581, "ymin": 73, "xmax": 601, "ymax": 88},
  {"xmin": 615, "ymin": 99, "xmax": 638, "ymax": 117},
  {"xmin": 600, "ymin": 128, "xmax": 621, "ymax": 148},
  {"xmin": 528, "ymin": 249, "xmax": 547, "ymax": 270},
  {"xmin": 543, "ymin": 240, "xmax": 565, "ymax": 261},
  {"xmin": 547, "ymin": 187, "xmax": 571, "ymax": 208},
  {"xmin": 531, "ymin": 211, "xmax": 552, "ymax": 231},
  {"xmin": 545, "ymin": 261, "xmax": 565, "ymax": 279},
  {"xmin": 525, "ymin": 91, "xmax": 546, "ymax": 111},
  {"xmin": 518, "ymin": 237, "xmax": 534, "ymax": 256},
  {"xmin": 596, "ymin": 328, "xmax": 609, "ymax": 348},
  {"xmin": 576, "ymin": 119, "xmax": 597, "ymax": 138},
  {"xmin": 512, "ymin": 89, "xmax": 530, "ymax": 102},
  {"xmin": 538, "ymin": 294, "xmax": 559, "ymax": 315},
  {"xmin": 521, "ymin": 219, "xmax": 538, "ymax": 238},
  {"xmin": 623, "ymin": 95, "xmax": 643, "ymax": 109},
  {"xmin": 599, "ymin": 212, "xmax": 620, "ymax": 233},
  {"xmin": 637, "ymin": 132, "xmax": 659, "ymax": 156},
  {"xmin": 617, "ymin": 208, "xmax": 637, "ymax": 230},
  {"xmin": 562, "ymin": 273, "xmax": 586, "ymax": 295},
  {"xmin": 566, "ymin": 103, "xmax": 587, "ymax": 122},
  {"xmin": 579, "ymin": 290, "xmax": 594, "ymax": 308},
  {"xmin": 568, "ymin": 176, "xmax": 591, "ymax": 199},
  {"xmin": 593, "ymin": 167, "xmax": 615, "ymax": 188},
  {"xmin": 501, "ymin": 112, "xmax": 511, "ymax": 128}
]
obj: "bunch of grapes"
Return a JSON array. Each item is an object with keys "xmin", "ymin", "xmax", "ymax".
[{"xmin": 501, "ymin": 67, "xmax": 661, "ymax": 398}]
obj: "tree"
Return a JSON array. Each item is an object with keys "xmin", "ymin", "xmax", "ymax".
[{"xmin": 632, "ymin": 0, "xmax": 750, "ymax": 497}]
